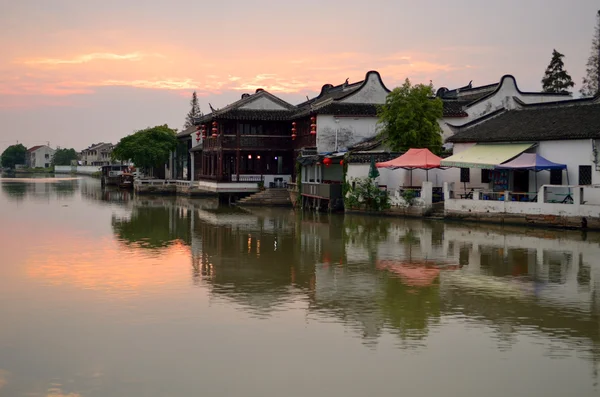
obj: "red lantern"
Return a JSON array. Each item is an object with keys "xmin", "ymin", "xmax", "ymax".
[
  {"xmin": 340, "ymin": 159, "xmax": 344, "ymax": 166},
  {"xmin": 291, "ymin": 121, "xmax": 297, "ymax": 140},
  {"xmin": 323, "ymin": 157, "xmax": 332, "ymax": 166},
  {"xmin": 201, "ymin": 125, "xmax": 207, "ymax": 138},
  {"xmin": 310, "ymin": 116, "xmax": 317, "ymax": 135},
  {"xmin": 211, "ymin": 121, "xmax": 218, "ymax": 137}
]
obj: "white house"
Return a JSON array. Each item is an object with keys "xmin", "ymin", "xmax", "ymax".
[
  {"xmin": 80, "ymin": 142, "xmax": 113, "ymax": 166},
  {"xmin": 440, "ymin": 94, "xmax": 600, "ymax": 227},
  {"xmin": 26, "ymin": 145, "xmax": 55, "ymax": 168},
  {"xmin": 438, "ymin": 75, "xmax": 572, "ymax": 144}
]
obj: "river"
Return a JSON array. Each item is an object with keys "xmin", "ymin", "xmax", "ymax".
[{"xmin": 1, "ymin": 176, "xmax": 599, "ymax": 397}]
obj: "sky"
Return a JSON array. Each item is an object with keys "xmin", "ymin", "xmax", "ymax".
[{"xmin": 0, "ymin": 0, "xmax": 598, "ymax": 154}]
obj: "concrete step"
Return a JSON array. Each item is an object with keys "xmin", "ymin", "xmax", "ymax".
[{"xmin": 237, "ymin": 188, "xmax": 291, "ymax": 206}]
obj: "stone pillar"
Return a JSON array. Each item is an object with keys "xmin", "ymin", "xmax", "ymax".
[
  {"xmin": 443, "ymin": 182, "xmax": 449, "ymax": 200},
  {"xmin": 190, "ymin": 152, "xmax": 195, "ymax": 182},
  {"xmin": 473, "ymin": 189, "xmax": 481, "ymax": 200},
  {"xmin": 572, "ymin": 187, "xmax": 582, "ymax": 207},
  {"xmin": 421, "ymin": 181, "xmax": 433, "ymax": 208}
]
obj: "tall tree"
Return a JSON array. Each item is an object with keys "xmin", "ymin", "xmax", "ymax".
[
  {"xmin": 541, "ymin": 49, "xmax": 575, "ymax": 94},
  {"xmin": 1, "ymin": 144, "xmax": 27, "ymax": 169},
  {"xmin": 52, "ymin": 148, "xmax": 79, "ymax": 166},
  {"xmin": 377, "ymin": 79, "xmax": 444, "ymax": 153},
  {"xmin": 112, "ymin": 125, "xmax": 178, "ymax": 173},
  {"xmin": 581, "ymin": 10, "xmax": 600, "ymax": 97},
  {"xmin": 184, "ymin": 91, "xmax": 202, "ymax": 129}
]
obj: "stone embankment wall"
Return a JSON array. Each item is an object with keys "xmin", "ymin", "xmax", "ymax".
[{"xmin": 54, "ymin": 165, "xmax": 100, "ymax": 175}]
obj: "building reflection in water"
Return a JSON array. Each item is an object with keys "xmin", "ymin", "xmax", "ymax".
[
  {"xmin": 1, "ymin": 177, "xmax": 78, "ymax": 202},
  {"xmin": 108, "ymin": 194, "xmax": 600, "ymax": 372}
]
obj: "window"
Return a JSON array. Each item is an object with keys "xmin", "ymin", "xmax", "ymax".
[
  {"xmin": 579, "ymin": 165, "xmax": 592, "ymax": 185},
  {"xmin": 481, "ymin": 169, "xmax": 491, "ymax": 183},
  {"xmin": 550, "ymin": 169, "xmax": 562, "ymax": 185},
  {"xmin": 45, "ymin": 154, "xmax": 49, "ymax": 159},
  {"xmin": 460, "ymin": 168, "xmax": 470, "ymax": 183}
]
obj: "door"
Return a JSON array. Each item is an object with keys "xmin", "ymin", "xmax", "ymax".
[{"xmin": 513, "ymin": 170, "xmax": 529, "ymax": 192}]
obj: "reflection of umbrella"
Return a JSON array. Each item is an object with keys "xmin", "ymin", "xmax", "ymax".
[
  {"xmin": 377, "ymin": 260, "xmax": 459, "ymax": 287},
  {"xmin": 369, "ymin": 155, "xmax": 380, "ymax": 179}
]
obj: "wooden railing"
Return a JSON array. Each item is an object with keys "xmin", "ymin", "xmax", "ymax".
[{"xmin": 202, "ymin": 135, "xmax": 293, "ymax": 151}]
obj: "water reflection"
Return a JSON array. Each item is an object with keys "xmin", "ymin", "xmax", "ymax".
[
  {"xmin": 0, "ymin": 177, "xmax": 78, "ymax": 202},
  {"xmin": 2, "ymin": 177, "xmax": 600, "ymax": 395},
  {"xmin": 105, "ymin": 194, "xmax": 600, "ymax": 358},
  {"xmin": 112, "ymin": 197, "xmax": 191, "ymax": 249}
]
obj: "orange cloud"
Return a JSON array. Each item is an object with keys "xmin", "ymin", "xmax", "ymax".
[
  {"xmin": 21, "ymin": 52, "xmax": 163, "ymax": 66},
  {"xmin": 2, "ymin": 47, "xmax": 469, "ymax": 104}
]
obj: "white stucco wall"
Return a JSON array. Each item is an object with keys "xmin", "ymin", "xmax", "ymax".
[
  {"xmin": 316, "ymin": 115, "xmax": 380, "ymax": 153},
  {"xmin": 442, "ymin": 140, "xmax": 600, "ymax": 204},
  {"xmin": 340, "ymin": 72, "xmax": 389, "ymax": 104},
  {"xmin": 55, "ymin": 165, "xmax": 100, "ymax": 174},
  {"xmin": 239, "ymin": 96, "xmax": 288, "ymax": 110}
]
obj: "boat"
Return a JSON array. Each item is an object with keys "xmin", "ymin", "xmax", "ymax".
[
  {"xmin": 118, "ymin": 172, "xmax": 134, "ymax": 190},
  {"xmin": 100, "ymin": 164, "xmax": 130, "ymax": 187}
]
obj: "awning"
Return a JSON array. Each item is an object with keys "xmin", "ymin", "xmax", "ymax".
[
  {"xmin": 495, "ymin": 153, "xmax": 566, "ymax": 171},
  {"xmin": 376, "ymin": 148, "xmax": 443, "ymax": 170},
  {"xmin": 440, "ymin": 143, "xmax": 534, "ymax": 169}
]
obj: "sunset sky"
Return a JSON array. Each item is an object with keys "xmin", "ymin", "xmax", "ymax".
[{"xmin": 0, "ymin": 0, "xmax": 598, "ymax": 154}]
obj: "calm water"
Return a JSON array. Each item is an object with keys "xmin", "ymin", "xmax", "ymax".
[{"xmin": 1, "ymin": 176, "xmax": 600, "ymax": 397}]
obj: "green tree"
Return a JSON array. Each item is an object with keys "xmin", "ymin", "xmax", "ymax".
[
  {"xmin": 112, "ymin": 125, "xmax": 178, "ymax": 172},
  {"xmin": 184, "ymin": 91, "xmax": 202, "ymax": 129},
  {"xmin": 377, "ymin": 79, "xmax": 444, "ymax": 153},
  {"xmin": 541, "ymin": 49, "xmax": 575, "ymax": 94},
  {"xmin": 1, "ymin": 144, "xmax": 27, "ymax": 169},
  {"xmin": 52, "ymin": 148, "xmax": 79, "ymax": 166},
  {"xmin": 581, "ymin": 10, "xmax": 600, "ymax": 97}
]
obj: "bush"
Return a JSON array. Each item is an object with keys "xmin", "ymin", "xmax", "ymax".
[
  {"xmin": 344, "ymin": 177, "xmax": 390, "ymax": 212},
  {"xmin": 401, "ymin": 189, "xmax": 417, "ymax": 206}
]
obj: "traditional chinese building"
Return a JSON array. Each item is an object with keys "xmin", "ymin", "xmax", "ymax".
[{"xmin": 191, "ymin": 89, "xmax": 298, "ymax": 190}]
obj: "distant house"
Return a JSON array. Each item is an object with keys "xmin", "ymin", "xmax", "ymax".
[
  {"xmin": 26, "ymin": 145, "xmax": 55, "ymax": 168},
  {"xmin": 80, "ymin": 143, "xmax": 113, "ymax": 166}
]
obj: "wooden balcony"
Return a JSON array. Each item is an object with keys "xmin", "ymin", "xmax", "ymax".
[
  {"xmin": 202, "ymin": 135, "xmax": 293, "ymax": 151},
  {"xmin": 301, "ymin": 182, "xmax": 343, "ymax": 200}
]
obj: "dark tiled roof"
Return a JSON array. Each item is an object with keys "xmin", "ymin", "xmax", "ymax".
[
  {"xmin": 436, "ymin": 81, "xmax": 498, "ymax": 101},
  {"xmin": 296, "ymin": 80, "xmax": 364, "ymax": 110},
  {"xmin": 464, "ymin": 75, "xmax": 571, "ymax": 109},
  {"xmin": 212, "ymin": 109, "xmax": 293, "ymax": 121},
  {"xmin": 195, "ymin": 90, "xmax": 295, "ymax": 124},
  {"xmin": 296, "ymin": 71, "xmax": 391, "ymax": 112},
  {"xmin": 294, "ymin": 102, "xmax": 379, "ymax": 118},
  {"xmin": 177, "ymin": 125, "xmax": 196, "ymax": 138},
  {"xmin": 348, "ymin": 136, "xmax": 385, "ymax": 152},
  {"xmin": 348, "ymin": 152, "xmax": 402, "ymax": 164},
  {"xmin": 447, "ymin": 97, "xmax": 600, "ymax": 143},
  {"xmin": 442, "ymin": 100, "xmax": 469, "ymax": 117}
]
